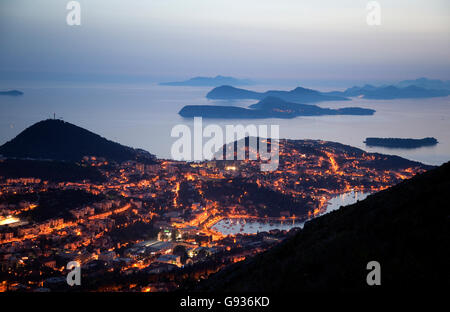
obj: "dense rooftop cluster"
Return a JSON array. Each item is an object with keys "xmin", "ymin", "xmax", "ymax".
[{"xmin": 0, "ymin": 139, "xmax": 428, "ymax": 292}]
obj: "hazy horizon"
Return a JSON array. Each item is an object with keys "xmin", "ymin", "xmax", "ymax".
[{"xmin": 1, "ymin": 0, "xmax": 449, "ymax": 85}]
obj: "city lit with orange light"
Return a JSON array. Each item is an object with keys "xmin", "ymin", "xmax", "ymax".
[
  {"xmin": 0, "ymin": 139, "xmax": 429, "ymax": 292},
  {"xmin": 0, "ymin": 0, "xmax": 449, "ymax": 308}
]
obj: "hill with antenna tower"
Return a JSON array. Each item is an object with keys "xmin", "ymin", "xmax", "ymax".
[{"xmin": 0, "ymin": 119, "xmax": 156, "ymax": 163}]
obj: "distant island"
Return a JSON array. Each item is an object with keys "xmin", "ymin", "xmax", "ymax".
[
  {"xmin": 179, "ymin": 96, "xmax": 375, "ymax": 119},
  {"xmin": 207, "ymin": 85, "xmax": 349, "ymax": 103},
  {"xmin": 160, "ymin": 75, "xmax": 253, "ymax": 87},
  {"xmin": 395, "ymin": 77, "xmax": 450, "ymax": 90},
  {"xmin": 204, "ymin": 78, "xmax": 450, "ymax": 101},
  {"xmin": 364, "ymin": 137, "xmax": 438, "ymax": 149},
  {"xmin": 0, "ymin": 119, "xmax": 156, "ymax": 163},
  {"xmin": 0, "ymin": 90, "xmax": 23, "ymax": 96},
  {"xmin": 326, "ymin": 78, "xmax": 450, "ymax": 99}
]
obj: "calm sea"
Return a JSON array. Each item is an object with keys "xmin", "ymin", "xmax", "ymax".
[{"xmin": 1, "ymin": 82, "xmax": 449, "ymax": 166}]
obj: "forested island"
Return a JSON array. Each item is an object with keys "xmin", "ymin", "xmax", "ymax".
[
  {"xmin": 179, "ymin": 96, "xmax": 375, "ymax": 119},
  {"xmin": 364, "ymin": 137, "xmax": 438, "ymax": 148}
]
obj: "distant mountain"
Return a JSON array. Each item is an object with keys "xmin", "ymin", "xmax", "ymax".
[
  {"xmin": 192, "ymin": 161, "xmax": 449, "ymax": 291},
  {"xmin": 249, "ymin": 96, "xmax": 374, "ymax": 115},
  {"xmin": 328, "ymin": 84, "xmax": 450, "ymax": 99},
  {"xmin": 364, "ymin": 137, "xmax": 438, "ymax": 149},
  {"xmin": 159, "ymin": 75, "xmax": 252, "ymax": 87},
  {"xmin": 206, "ymin": 85, "xmax": 261, "ymax": 100},
  {"xmin": 396, "ymin": 77, "xmax": 450, "ymax": 90},
  {"xmin": 0, "ymin": 90, "xmax": 23, "ymax": 96},
  {"xmin": 207, "ymin": 85, "xmax": 349, "ymax": 103},
  {"xmin": 364, "ymin": 85, "xmax": 448, "ymax": 99},
  {"xmin": 179, "ymin": 96, "xmax": 375, "ymax": 119},
  {"xmin": 325, "ymin": 84, "xmax": 378, "ymax": 97},
  {"xmin": 0, "ymin": 119, "xmax": 156, "ymax": 163}
]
